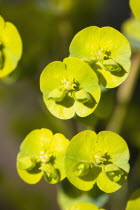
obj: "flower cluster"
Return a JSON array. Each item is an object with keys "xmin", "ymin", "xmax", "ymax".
[
  {"xmin": 40, "ymin": 26, "xmax": 131, "ymax": 119},
  {"xmin": 17, "ymin": 129, "xmax": 130, "ymax": 194}
]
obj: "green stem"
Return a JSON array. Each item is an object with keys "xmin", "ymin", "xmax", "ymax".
[{"xmin": 106, "ymin": 53, "xmax": 140, "ymax": 133}]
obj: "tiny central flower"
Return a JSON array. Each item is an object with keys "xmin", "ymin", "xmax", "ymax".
[
  {"xmin": 91, "ymin": 48, "xmax": 111, "ymax": 63},
  {"xmin": 61, "ymin": 79, "xmax": 76, "ymax": 91},
  {"xmin": 38, "ymin": 151, "xmax": 52, "ymax": 163},
  {"xmin": 93, "ymin": 152, "xmax": 108, "ymax": 165}
]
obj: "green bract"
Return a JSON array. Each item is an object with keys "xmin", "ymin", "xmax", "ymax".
[
  {"xmin": 68, "ymin": 202, "xmax": 106, "ymax": 210},
  {"xmin": 57, "ymin": 179, "xmax": 109, "ymax": 210},
  {"xmin": 17, "ymin": 128, "xmax": 69, "ymax": 184},
  {"xmin": 69, "ymin": 26, "xmax": 131, "ymax": 88},
  {"xmin": 0, "ymin": 16, "xmax": 22, "ymax": 78},
  {"xmin": 122, "ymin": 18, "xmax": 140, "ymax": 51},
  {"xmin": 40, "ymin": 57, "xmax": 101, "ymax": 119},
  {"xmin": 65, "ymin": 130, "xmax": 130, "ymax": 193},
  {"xmin": 130, "ymin": 0, "xmax": 140, "ymax": 21},
  {"xmin": 126, "ymin": 188, "xmax": 140, "ymax": 210}
]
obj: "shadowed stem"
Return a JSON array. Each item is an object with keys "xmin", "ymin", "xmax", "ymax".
[{"xmin": 106, "ymin": 53, "xmax": 140, "ymax": 133}]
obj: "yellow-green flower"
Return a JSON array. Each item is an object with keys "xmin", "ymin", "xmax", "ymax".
[
  {"xmin": 0, "ymin": 16, "xmax": 22, "ymax": 78},
  {"xmin": 40, "ymin": 57, "xmax": 101, "ymax": 120},
  {"xmin": 69, "ymin": 26, "xmax": 131, "ymax": 88},
  {"xmin": 17, "ymin": 128, "xmax": 69, "ymax": 184},
  {"xmin": 65, "ymin": 130, "xmax": 130, "ymax": 193}
]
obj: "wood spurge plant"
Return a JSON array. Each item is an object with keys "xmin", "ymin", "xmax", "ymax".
[
  {"xmin": 1, "ymin": 0, "xmax": 140, "ymax": 209},
  {"xmin": 15, "ymin": 1, "xmax": 135, "ymax": 207},
  {"xmin": 16, "ymin": 21, "xmax": 131, "ymax": 208}
]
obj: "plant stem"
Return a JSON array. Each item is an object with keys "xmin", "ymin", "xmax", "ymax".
[{"xmin": 106, "ymin": 53, "xmax": 140, "ymax": 133}]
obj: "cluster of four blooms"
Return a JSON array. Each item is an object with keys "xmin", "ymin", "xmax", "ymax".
[{"xmin": 17, "ymin": 26, "xmax": 131, "ymax": 193}]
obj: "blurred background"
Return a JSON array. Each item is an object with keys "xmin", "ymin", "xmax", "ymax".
[{"xmin": 0, "ymin": 0, "xmax": 140, "ymax": 209}]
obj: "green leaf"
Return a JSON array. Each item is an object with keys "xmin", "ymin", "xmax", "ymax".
[
  {"xmin": 130, "ymin": 0, "xmax": 140, "ymax": 21},
  {"xmin": 40, "ymin": 57, "xmax": 101, "ymax": 119},
  {"xmin": 65, "ymin": 130, "xmax": 130, "ymax": 193},
  {"xmin": 122, "ymin": 17, "xmax": 140, "ymax": 51},
  {"xmin": 69, "ymin": 26, "xmax": 131, "ymax": 88},
  {"xmin": 0, "ymin": 16, "xmax": 22, "ymax": 78},
  {"xmin": 126, "ymin": 188, "xmax": 140, "ymax": 210},
  {"xmin": 17, "ymin": 129, "xmax": 69, "ymax": 184}
]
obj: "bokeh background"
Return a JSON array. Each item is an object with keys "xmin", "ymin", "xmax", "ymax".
[{"xmin": 0, "ymin": 0, "xmax": 140, "ymax": 209}]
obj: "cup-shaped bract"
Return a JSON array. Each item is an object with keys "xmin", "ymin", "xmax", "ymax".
[
  {"xmin": 65, "ymin": 130, "xmax": 130, "ymax": 193},
  {"xmin": 126, "ymin": 188, "xmax": 140, "ymax": 210},
  {"xmin": 69, "ymin": 26, "xmax": 131, "ymax": 88},
  {"xmin": 40, "ymin": 57, "xmax": 101, "ymax": 119},
  {"xmin": 68, "ymin": 202, "xmax": 104, "ymax": 210},
  {"xmin": 122, "ymin": 17, "xmax": 140, "ymax": 51},
  {"xmin": 0, "ymin": 16, "xmax": 22, "ymax": 78},
  {"xmin": 17, "ymin": 128, "xmax": 69, "ymax": 184},
  {"xmin": 130, "ymin": 0, "xmax": 140, "ymax": 21}
]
